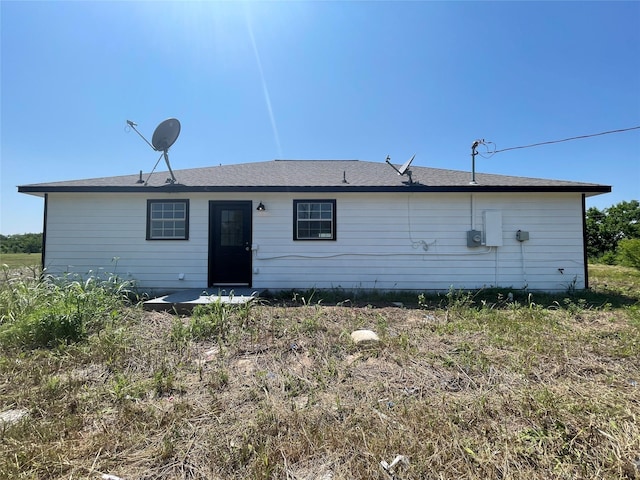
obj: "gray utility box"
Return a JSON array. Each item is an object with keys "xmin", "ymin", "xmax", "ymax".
[
  {"xmin": 516, "ymin": 230, "xmax": 530, "ymax": 242},
  {"xmin": 467, "ymin": 230, "xmax": 482, "ymax": 248},
  {"xmin": 483, "ymin": 210, "xmax": 503, "ymax": 246}
]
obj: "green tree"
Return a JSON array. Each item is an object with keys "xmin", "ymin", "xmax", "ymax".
[
  {"xmin": 617, "ymin": 238, "xmax": 640, "ymax": 269},
  {"xmin": 0, "ymin": 233, "xmax": 43, "ymax": 254},
  {"xmin": 586, "ymin": 200, "xmax": 640, "ymax": 260}
]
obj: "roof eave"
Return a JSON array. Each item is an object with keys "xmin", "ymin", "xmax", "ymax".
[{"xmin": 18, "ymin": 185, "xmax": 612, "ymax": 195}]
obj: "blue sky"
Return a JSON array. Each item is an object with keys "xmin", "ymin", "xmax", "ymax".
[{"xmin": 1, "ymin": 1, "xmax": 639, "ymax": 235}]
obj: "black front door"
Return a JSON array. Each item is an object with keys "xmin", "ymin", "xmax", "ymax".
[{"xmin": 209, "ymin": 201, "xmax": 252, "ymax": 286}]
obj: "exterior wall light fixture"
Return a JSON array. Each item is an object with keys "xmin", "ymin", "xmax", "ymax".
[{"xmin": 256, "ymin": 202, "xmax": 266, "ymax": 211}]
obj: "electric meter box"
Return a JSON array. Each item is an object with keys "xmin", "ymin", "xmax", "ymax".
[{"xmin": 467, "ymin": 230, "xmax": 482, "ymax": 248}]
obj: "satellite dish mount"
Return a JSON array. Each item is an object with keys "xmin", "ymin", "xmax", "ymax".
[
  {"xmin": 385, "ymin": 154, "xmax": 416, "ymax": 184},
  {"xmin": 127, "ymin": 118, "xmax": 181, "ymax": 184}
]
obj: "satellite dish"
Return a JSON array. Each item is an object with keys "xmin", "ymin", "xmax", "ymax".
[
  {"xmin": 127, "ymin": 118, "xmax": 181, "ymax": 184},
  {"xmin": 152, "ymin": 118, "xmax": 181, "ymax": 152},
  {"xmin": 385, "ymin": 154, "xmax": 416, "ymax": 184},
  {"xmin": 398, "ymin": 154, "xmax": 416, "ymax": 175}
]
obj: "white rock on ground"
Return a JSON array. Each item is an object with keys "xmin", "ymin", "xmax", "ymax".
[
  {"xmin": 0, "ymin": 408, "xmax": 29, "ymax": 425},
  {"xmin": 350, "ymin": 329, "xmax": 380, "ymax": 345}
]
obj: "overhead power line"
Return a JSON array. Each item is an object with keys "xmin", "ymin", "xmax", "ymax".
[{"xmin": 493, "ymin": 125, "xmax": 640, "ymax": 154}]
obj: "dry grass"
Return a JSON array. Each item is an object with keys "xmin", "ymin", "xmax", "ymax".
[
  {"xmin": 1, "ymin": 269, "xmax": 639, "ymax": 479},
  {"xmin": 0, "ymin": 253, "xmax": 41, "ymax": 270}
]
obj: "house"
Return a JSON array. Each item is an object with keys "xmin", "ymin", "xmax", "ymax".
[{"xmin": 18, "ymin": 159, "xmax": 610, "ymax": 293}]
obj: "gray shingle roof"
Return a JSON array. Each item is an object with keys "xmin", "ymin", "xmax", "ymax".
[{"xmin": 18, "ymin": 159, "xmax": 611, "ymax": 195}]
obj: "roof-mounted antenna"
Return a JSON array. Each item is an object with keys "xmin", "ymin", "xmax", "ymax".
[
  {"xmin": 385, "ymin": 154, "xmax": 416, "ymax": 184},
  {"xmin": 126, "ymin": 118, "xmax": 181, "ymax": 185}
]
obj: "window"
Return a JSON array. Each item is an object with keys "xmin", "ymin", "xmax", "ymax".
[
  {"xmin": 146, "ymin": 200, "xmax": 189, "ymax": 240},
  {"xmin": 293, "ymin": 200, "xmax": 336, "ymax": 240},
  {"xmin": 220, "ymin": 208, "xmax": 244, "ymax": 246}
]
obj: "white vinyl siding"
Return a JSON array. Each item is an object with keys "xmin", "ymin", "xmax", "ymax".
[
  {"xmin": 42, "ymin": 191, "xmax": 587, "ymax": 293},
  {"xmin": 250, "ymin": 192, "xmax": 586, "ymax": 292},
  {"xmin": 44, "ymin": 193, "xmax": 208, "ymax": 292}
]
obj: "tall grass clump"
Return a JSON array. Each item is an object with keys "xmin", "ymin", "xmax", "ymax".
[
  {"xmin": 0, "ymin": 268, "xmax": 136, "ymax": 349},
  {"xmin": 172, "ymin": 294, "xmax": 257, "ymax": 344}
]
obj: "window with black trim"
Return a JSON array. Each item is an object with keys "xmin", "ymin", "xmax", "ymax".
[
  {"xmin": 293, "ymin": 200, "xmax": 336, "ymax": 240},
  {"xmin": 146, "ymin": 199, "xmax": 189, "ymax": 240}
]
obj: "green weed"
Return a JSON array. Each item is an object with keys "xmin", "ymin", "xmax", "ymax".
[{"xmin": 0, "ymin": 271, "xmax": 135, "ymax": 349}]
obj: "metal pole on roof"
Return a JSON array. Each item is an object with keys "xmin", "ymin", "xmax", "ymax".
[
  {"xmin": 163, "ymin": 151, "xmax": 177, "ymax": 184},
  {"xmin": 126, "ymin": 120, "xmax": 155, "ymax": 151},
  {"xmin": 470, "ymin": 140, "xmax": 482, "ymax": 185}
]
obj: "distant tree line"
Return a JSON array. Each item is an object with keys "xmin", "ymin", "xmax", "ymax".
[
  {"xmin": 0, "ymin": 233, "xmax": 43, "ymax": 254},
  {"xmin": 586, "ymin": 200, "xmax": 640, "ymax": 268}
]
